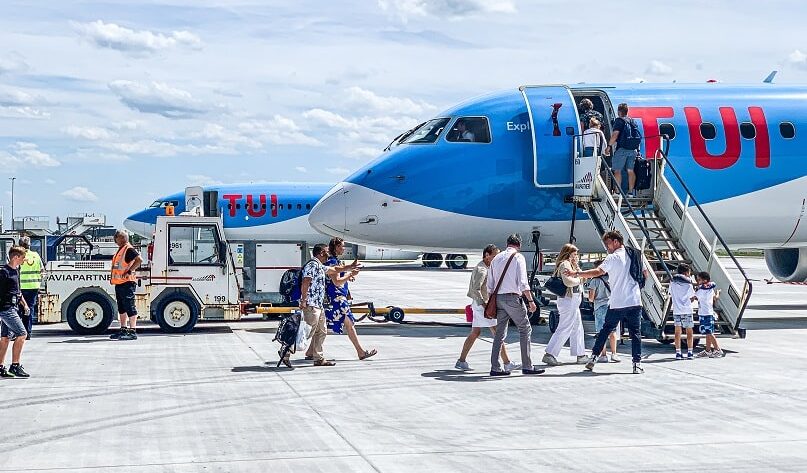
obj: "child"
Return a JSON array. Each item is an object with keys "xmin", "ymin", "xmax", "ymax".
[
  {"xmin": 693, "ymin": 271, "xmax": 724, "ymax": 358},
  {"xmin": 670, "ymin": 263, "xmax": 696, "ymax": 360}
]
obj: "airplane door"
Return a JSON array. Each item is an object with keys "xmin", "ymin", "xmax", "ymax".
[{"xmin": 520, "ymin": 85, "xmax": 581, "ymax": 188}]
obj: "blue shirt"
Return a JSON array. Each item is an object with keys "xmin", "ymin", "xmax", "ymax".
[
  {"xmin": 325, "ymin": 256, "xmax": 349, "ymax": 300},
  {"xmin": 302, "ymin": 258, "xmax": 327, "ymax": 308}
]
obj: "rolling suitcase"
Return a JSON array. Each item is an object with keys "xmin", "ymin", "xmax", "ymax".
[{"xmin": 634, "ymin": 157, "xmax": 652, "ymax": 190}]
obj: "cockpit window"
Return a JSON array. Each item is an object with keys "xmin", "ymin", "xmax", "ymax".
[
  {"xmin": 149, "ymin": 201, "xmax": 162, "ymax": 208},
  {"xmin": 399, "ymin": 118, "xmax": 451, "ymax": 144},
  {"xmin": 446, "ymin": 117, "xmax": 491, "ymax": 143},
  {"xmin": 149, "ymin": 200, "xmax": 179, "ymax": 209}
]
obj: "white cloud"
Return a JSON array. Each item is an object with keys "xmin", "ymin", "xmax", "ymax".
[
  {"xmin": 63, "ymin": 125, "xmax": 116, "ymax": 141},
  {"xmin": 0, "ymin": 88, "xmax": 50, "ymax": 118},
  {"xmin": 4, "ymin": 142, "xmax": 61, "ymax": 168},
  {"xmin": 186, "ymin": 174, "xmax": 223, "ymax": 186},
  {"xmin": 108, "ymin": 80, "xmax": 211, "ymax": 119},
  {"xmin": 45, "ymin": 178, "xmax": 56, "ymax": 185},
  {"xmin": 326, "ymin": 167, "xmax": 351, "ymax": 176},
  {"xmin": 646, "ymin": 60, "xmax": 673, "ymax": 76},
  {"xmin": 73, "ymin": 20, "xmax": 202, "ymax": 56},
  {"xmin": 238, "ymin": 116, "xmax": 322, "ymax": 146},
  {"xmin": 100, "ymin": 139, "xmax": 233, "ymax": 157},
  {"xmin": 295, "ymin": 166, "xmax": 308, "ymax": 173},
  {"xmin": 788, "ymin": 49, "xmax": 807, "ymax": 69},
  {"xmin": 344, "ymin": 86, "xmax": 436, "ymax": 116},
  {"xmin": 61, "ymin": 186, "xmax": 98, "ymax": 202},
  {"xmin": 378, "ymin": 0, "xmax": 516, "ymax": 21},
  {"xmin": 0, "ymin": 53, "xmax": 27, "ymax": 75},
  {"xmin": 195, "ymin": 123, "xmax": 262, "ymax": 149}
]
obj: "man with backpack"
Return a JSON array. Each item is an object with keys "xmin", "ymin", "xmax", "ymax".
[
  {"xmin": 607, "ymin": 103, "xmax": 642, "ymax": 195},
  {"xmin": 565, "ymin": 231, "xmax": 648, "ymax": 374}
]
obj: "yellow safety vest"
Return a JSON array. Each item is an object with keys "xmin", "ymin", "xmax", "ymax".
[{"xmin": 19, "ymin": 250, "xmax": 43, "ymax": 290}]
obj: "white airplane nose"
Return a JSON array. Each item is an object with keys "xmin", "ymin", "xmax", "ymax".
[
  {"xmin": 123, "ymin": 218, "xmax": 154, "ymax": 238},
  {"xmin": 309, "ymin": 184, "xmax": 348, "ymax": 237}
]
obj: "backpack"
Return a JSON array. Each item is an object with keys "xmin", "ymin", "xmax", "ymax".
[
  {"xmin": 280, "ymin": 261, "xmax": 315, "ymax": 304},
  {"xmin": 618, "ymin": 117, "xmax": 642, "ymax": 150},
  {"xmin": 624, "ymin": 246, "xmax": 646, "ymax": 289}
]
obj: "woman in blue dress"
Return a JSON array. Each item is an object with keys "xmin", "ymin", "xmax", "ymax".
[{"xmin": 326, "ymin": 238, "xmax": 377, "ymax": 360}]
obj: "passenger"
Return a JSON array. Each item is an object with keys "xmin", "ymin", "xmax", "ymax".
[
  {"xmin": 670, "ymin": 263, "xmax": 696, "ymax": 360},
  {"xmin": 694, "ymin": 271, "xmax": 724, "ymax": 358},
  {"xmin": 578, "ymin": 98, "xmax": 604, "ymax": 131},
  {"xmin": 486, "ymin": 234, "xmax": 545, "ymax": 376},
  {"xmin": 109, "ymin": 231, "xmax": 142, "ymax": 341},
  {"xmin": 0, "ymin": 246, "xmax": 30, "ymax": 378},
  {"xmin": 542, "ymin": 244, "xmax": 587, "ymax": 366},
  {"xmin": 325, "ymin": 238, "xmax": 377, "ymax": 361},
  {"xmin": 586, "ymin": 259, "xmax": 620, "ymax": 363},
  {"xmin": 295, "ymin": 244, "xmax": 360, "ymax": 367},
  {"xmin": 18, "ymin": 236, "xmax": 43, "ymax": 341},
  {"xmin": 582, "ymin": 118, "xmax": 607, "ymax": 157},
  {"xmin": 569, "ymin": 230, "xmax": 647, "ymax": 374},
  {"xmin": 455, "ymin": 244, "xmax": 519, "ymax": 372},
  {"xmin": 607, "ymin": 103, "xmax": 639, "ymax": 195},
  {"xmin": 456, "ymin": 121, "xmax": 475, "ymax": 142}
]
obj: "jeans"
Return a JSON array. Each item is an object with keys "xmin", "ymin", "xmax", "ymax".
[{"xmin": 592, "ymin": 306, "xmax": 642, "ymax": 363}]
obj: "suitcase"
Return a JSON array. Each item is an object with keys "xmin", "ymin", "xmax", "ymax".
[{"xmin": 634, "ymin": 157, "xmax": 652, "ymax": 190}]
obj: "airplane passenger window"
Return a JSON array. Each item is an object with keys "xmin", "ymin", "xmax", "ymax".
[
  {"xmin": 740, "ymin": 122, "xmax": 756, "ymax": 139},
  {"xmin": 306, "ymin": 204, "xmax": 311, "ymax": 210},
  {"xmin": 297, "ymin": 204, "xmax": 302, "ymax": 210},
  {"xmin": 658, "ymin": 123, "xmax": 676, "ymax": 140},
  {"xmin": 446, "ymin": 117, "xmax": 492, "ymax": 143},
  {"xmin": 261, "ymin": 203, "xmax": 267, "ymax": 209},
  {"xmin": 780, "ymin": 122, "xmax": 795, "ymax": 139},
  {"xmin": 399, "ymin": 118, "xmax": 451, "ymax": 144},
  {"xmin": 700, "ymin": 123, "xmax": 717, "ymax": 140}
]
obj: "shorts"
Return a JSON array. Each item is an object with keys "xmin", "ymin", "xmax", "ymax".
[
  {"xmin": 471, "ymin": 301, "xmax": 496, "ymax": 328},
  {"xmin": 611, "ymin": 147, "xmax": 637, "ymax": 173},
  {"xmin": 0, "ymin": 307, "xmax": 27, "ymax": 340},
  {"xmin": 594, "ymin": 305, "xmax": 612, "ymax": 332},
  {"xmin": 673, "ymin": 313, "xmax": 694, "ymax": 329},
  {"xmin": 699, "ymin": 315, "xmax": 715, "ymax": 335},
  {"xmin": 114, "ymin": 282, "xmax": 138, "ymax": 317}
]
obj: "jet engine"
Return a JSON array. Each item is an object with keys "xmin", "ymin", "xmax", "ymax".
[{"xmin": 764, "ymin": 247, "xmax": 807, "ymax": 282}]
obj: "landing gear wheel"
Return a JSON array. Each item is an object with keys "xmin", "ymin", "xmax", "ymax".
[
  {"xmin": 66, "ymin": 292, "xmax": 114, "ymax": 335},
  {"xmin": 446, "ymin": 254, "xmax": 468, "ymax": 270},
  {"xmin": 422, "ymin": 253, "xmax": 443, "ymax": 268},
  {"xmin": 548, "ymin": 310, "xmax": 559, "ymax": 333},
  {"xmin": 155, "ymin": 293, "xmax": 200, "ymax": 333},
  {"xmin": 386, "ymin": 307, "xmax": 405, "ymax": 323}
]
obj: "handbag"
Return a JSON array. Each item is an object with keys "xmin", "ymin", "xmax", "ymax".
[
  {"xmin": 484, "ymin": 252, "xmax": 518, "ymax": 319},
  {"xmin": 544, "ymin": 265, "xmax": 569, "ymax": 298},
  {"xmin": 465, "ymin": 304, "xmax": 474, "ymax": 323}
]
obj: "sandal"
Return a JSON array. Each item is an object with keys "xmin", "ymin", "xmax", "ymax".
[
  {"xmin": 314, "ymin": 359, "xmax": 336, "ymax": 367},
  {"xmin": 359, "ymin": 349, "xmax": 377, "ymax": 360}
]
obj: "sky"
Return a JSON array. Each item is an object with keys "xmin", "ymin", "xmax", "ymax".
[{"xmin": 1, "ymin": 0, "xmax": 807, "ymax": 229}]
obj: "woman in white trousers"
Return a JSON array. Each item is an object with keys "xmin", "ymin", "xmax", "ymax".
[{"xmin": 542, "ymin": 244, "xmax": 587, "ymax": 366}]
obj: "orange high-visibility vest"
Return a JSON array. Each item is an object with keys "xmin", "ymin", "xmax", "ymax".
[{"xmin": 111, "ymin": 243, "xmax": 137, "ymax": 285}]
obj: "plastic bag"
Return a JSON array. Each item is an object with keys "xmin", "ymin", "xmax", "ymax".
[{"xmin": 295, "ymin": 313, "xmax": 311, "ymax": 351}]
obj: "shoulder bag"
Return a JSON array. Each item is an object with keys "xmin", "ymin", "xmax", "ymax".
[
  {"xmin": 544, "ymin": 265, "xmax": 568, "ymax": 298},
  {"xmin": 484, "ymin": 252, "xmax": 518, "ymax": 319}
]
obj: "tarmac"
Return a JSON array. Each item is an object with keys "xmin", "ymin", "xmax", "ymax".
[{"xmin": 4, "ymin": 257, "xmax": 807, "ymax": 472}]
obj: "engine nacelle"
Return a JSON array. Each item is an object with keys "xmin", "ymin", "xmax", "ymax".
[{"xmin": 764, "ymin": 247, "xmax": 807, "ymax": 282}]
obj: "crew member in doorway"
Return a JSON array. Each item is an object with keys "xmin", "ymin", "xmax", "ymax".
[
  {"xmin": 456, "ymin": 120, "xmax": 475, "ymax": 142},
  {"xmin": 18, "ymin": 236, "xmax": 43, "ymax": 340},
  {"xmin": 109, "ymin": 231, "xmax": 142, "ymax": 341},
  {"xmin": 578, "ymin": 98, "xmax": 603, "ymax": 131},
  {"xmin": 325, "ymin": 238, "xmax": 376, "ymax": 361},
  {"xmin": 0, "ymin": 246, "xmax": 31, "ymax": 378}
]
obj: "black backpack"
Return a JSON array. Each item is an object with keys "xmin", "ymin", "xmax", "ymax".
[
  {"xmin": 618, "ymin": 117, "xmax": 642, "ymax": 150},
  {"xmin": 624, "ymin": 246, "xmax": 646, "ymax": 289},
  {"xmin": 279, "ymin": 267, "xmax": 304, "ymax": 304}
]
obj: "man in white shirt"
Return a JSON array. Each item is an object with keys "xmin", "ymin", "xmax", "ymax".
[
  {"xmin": 568, "ymin": 230, "xmax": 648, "ymax": 374},
  {"xmin": 485, "ymin": 234, "xmax": 544, "ymax": 376}
]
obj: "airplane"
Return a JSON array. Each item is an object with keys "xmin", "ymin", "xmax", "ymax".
[
  {"xmin": 124, "ymin": 183, "xmax": 469, "ymax": 268},
  {"xmin": 308, "ymin": 83, "xmax": 807, "ymax": 282}
]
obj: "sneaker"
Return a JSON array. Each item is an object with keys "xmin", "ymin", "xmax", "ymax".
[
  {"xmin": 675, "ymin": 352, "xmax": 683, "ymax": 360},
  {"xmin": 695, "ymin": 349, "xmax": 712, "ymax": 358},
  {"xmin": 687, "ymin": 351, "xmax": 694, "ymax": 360},
  {"xmin": 455, "ymin": 360, "xmax": 471, "ymax": 371},
  {"xmin": 597, "ymin": 355, "xmax": 609, "ymax": 363},
  {"xmin": 577, "ymin": 355, "xmax": 590, "ymax": 364},
  {"xmin": 504, "ymin": 362, "xmax": 522, "ymax": 372},
  {"xmin": 632, "ymin": 362, "xmax": 644, "ymax": 374},
  {"xmin": 522, "ymin": 366, "xmax": 546, "ymax": 375},
  {"xmin": 584, "ymin": 355, "xmax": 598, "ymax": 371},
  {"xmin": 610, "ymin": 353, "xmax": 621, "ymax": 363},
  {"xmin": 542, "ymin": 353, "xmax": 560, "ymax": 366},
  {"xmin": 119, "ymin": 329, "xmax": 135, "ymax": 341},
  {"xmin": 709, "ymin": 349, "xmax": 725, "ymax": 358},
  {"xmin": 109, "ymin": 329, "xmax": 125, "ymax": 340},
  {"xmin": 0, "ymin": 366, "xmax": 14, "ymax": 378},
  {"xmin": 8, "ymin": 364, "xmax": 29, "ymax": 378}
]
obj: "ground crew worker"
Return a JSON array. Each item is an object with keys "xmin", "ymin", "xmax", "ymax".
[
  {"xmin": 0, "ymin": 246, "xmax": 31, "ymax": 378},
  {"xmin": 109, "ymin": 231, "xmax": 142, "ymax": 341},
  {"xmin": 18, "ymin": 236, "xmax": 43, "ymax": 340}
]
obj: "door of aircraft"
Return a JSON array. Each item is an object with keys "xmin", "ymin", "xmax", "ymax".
[{"xmin": 519, "ymin": 85, "xmax": 581, "ymax": 188}]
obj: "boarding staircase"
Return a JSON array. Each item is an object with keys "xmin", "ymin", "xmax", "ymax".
[{"xmin": 574, "ymin": 137, "xmax": 752, "ymax": 342}]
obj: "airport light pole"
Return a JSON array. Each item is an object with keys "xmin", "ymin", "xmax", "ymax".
[{"xmin": 9, "ymin": 177, "xmax": 15, "ymax": 231}]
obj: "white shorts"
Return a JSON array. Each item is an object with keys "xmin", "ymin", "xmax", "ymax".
[{"xmin": 471, "ymin": 301, "xmax": 496, "ymax": 328}]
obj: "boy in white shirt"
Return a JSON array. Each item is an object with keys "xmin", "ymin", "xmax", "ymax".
[
  {"xmin": 669, "ymin": 264, "xmax": 696, "ymax": 360},
  {"xmin": 694, "ymin": 271, "xmax": 724, "ymax": 358}
]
